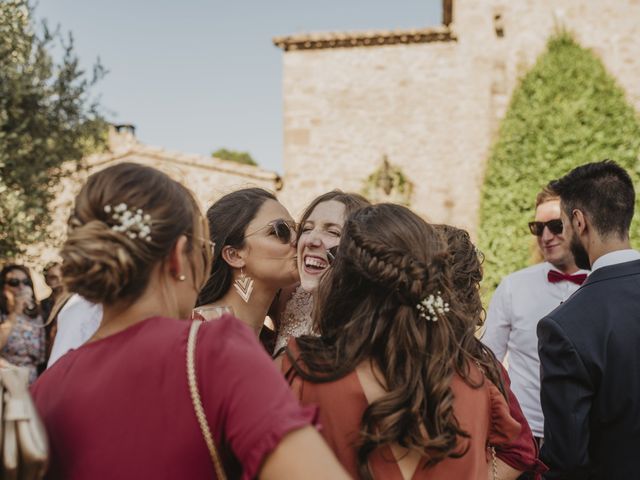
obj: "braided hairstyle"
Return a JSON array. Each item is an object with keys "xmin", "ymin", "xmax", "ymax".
[{"xmin": 290, "ymin": 204, "xmax": 486, "ymax": 479}]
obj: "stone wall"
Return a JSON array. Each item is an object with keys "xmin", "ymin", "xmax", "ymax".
[
  {"xmin": 277, "ymin": 0, "xmax": 640, "ymax": 234},
  {"xmin": 23, "ymin": 129, "xmax": 281, "ymax": 298},
  {"xmin": 475, "ymin": 0, "xmax": 640, "ymax": 113},
  {"xmin": 279, "ymin": 40, "xmax": 470, "ymax": 224}
]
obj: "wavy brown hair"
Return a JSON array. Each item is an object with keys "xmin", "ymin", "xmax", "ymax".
[
  {"xmin": 436, "ymin": 225, "xmax": 506, "ymax": 398},
  {"xmin": 289, "ymin": 204, "xmax": 490, "ymax": 479}
]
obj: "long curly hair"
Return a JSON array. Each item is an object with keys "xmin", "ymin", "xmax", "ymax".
[
  {"xmin": 436, "ymin": 225, "xmax": 506, "ymax": 397},
  {"xmin": 289, "ymin": 204, "xmax": 492, "ymax": 479}
]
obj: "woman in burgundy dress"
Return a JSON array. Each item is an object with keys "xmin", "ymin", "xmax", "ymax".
[
  {"xmin": 30, "ymin": 163, "xmax": 348, "ymax": 480},
  {"xmin": 438, "ymin": 224, "xmax": 547, "ymax": 479},
  {"xmin": 282, "ymin": 203, "xmax": 521, "ymax": 479}
]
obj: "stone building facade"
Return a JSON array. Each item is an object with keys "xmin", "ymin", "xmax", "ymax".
[
  {"xmin": 20, "ymin": 0, "xmax": 640, "ymax": 295},
  {"xmin": 274, "ymin": 0, "xmax": 640, "ymax": 234}
]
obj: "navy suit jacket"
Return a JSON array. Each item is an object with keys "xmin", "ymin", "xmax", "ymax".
[{"xmin": 537, "ymin": 259, "xmax": 640, "ymax": 479}]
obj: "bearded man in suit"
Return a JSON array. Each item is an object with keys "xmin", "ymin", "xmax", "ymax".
[{"xmin": 538, "ymin": 160, "xmax": 640, "ymax": 479}]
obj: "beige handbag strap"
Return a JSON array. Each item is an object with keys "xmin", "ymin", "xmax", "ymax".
[{"xmin": 187, "ymin": 320, "xmax": 227, "ymax": 480}]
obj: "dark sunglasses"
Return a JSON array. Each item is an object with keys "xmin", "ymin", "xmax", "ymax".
[
  {"xmin": 528, "ymin": 219, "xmax": 563, "ymax": 236},
  {"xmin": 326, "ymin": 246, "xmax": 338, "ymax": 265},
  {"xmin": 6, "ymin": 278, "xmax": 30, "ymax": 287},
  {"xmin": 245, "ymin": 219, "xmax": 297, "ymax": 244}
]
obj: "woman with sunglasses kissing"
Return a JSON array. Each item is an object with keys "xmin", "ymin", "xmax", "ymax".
[
  {"xmin": 196, "ymin": 188, "xmax": 299, "ymax": 335},
  {"xmin": 0, "ymin": 264, "xmax": 46, "ymax": 383}
]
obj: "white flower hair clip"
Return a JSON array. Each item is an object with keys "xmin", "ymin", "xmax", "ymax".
[
  {"xmin": 104, "ymin": 203, "xmax": 152, "ymax": 241},
  {"xmin": 416, "ymin": 291, "xmax": 450, "ymax": 322}
]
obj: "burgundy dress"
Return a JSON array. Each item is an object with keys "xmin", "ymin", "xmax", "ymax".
[{"xmin": 31, "ymin": 315, "xmax": 316, "ymax": 480}]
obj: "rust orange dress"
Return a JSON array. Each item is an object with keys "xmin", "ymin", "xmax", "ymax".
[{"xmin": 282, "ymin": 340, "xmax": 521, "ymax": 479}]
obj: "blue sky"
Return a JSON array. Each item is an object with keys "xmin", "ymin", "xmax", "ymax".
[{"xmin": 36, "ymin": 1, "xmax": 442, "ymax": 173}]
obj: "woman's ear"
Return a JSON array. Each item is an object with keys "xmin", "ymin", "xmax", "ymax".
[
  {"xmin": 168, "ymin": 235, "xmax": 189, "ymax": 280},
  {"xmin": 221, "ymin": 245, "xmax": 246, "ymax": 269}
]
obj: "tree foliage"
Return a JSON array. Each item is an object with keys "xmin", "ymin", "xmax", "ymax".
[
  {"xmin": 0, "ymin": 0, "xmax": 107, "ymax": 258},
  {"xmin": 212, "ymin": 148, "xmax": 257, "ymax": 166},
  {"xmin": 479, "ymin": 32, "xmax": 640, "ymax": 296}
]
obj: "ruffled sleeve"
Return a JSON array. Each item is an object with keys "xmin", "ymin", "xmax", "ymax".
[
  {"xmin": 197, "ymin": 315, "xmax": 319, "ymax": 480},
  {"xmin": 494, "ymin": 365, "xmax": 548, "ymax": 477},
  {"xmin": 488, "ymin": 382, "xmax": 522, "ymax": 447}
]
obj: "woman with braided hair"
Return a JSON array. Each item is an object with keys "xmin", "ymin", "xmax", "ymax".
[
  {"xmin": 438, "ymin": 224, "xmax": 547, "ymax": 479},
  {"xmin": 281, "ymin": 203, "xmax": 520, "ymax": 479}
]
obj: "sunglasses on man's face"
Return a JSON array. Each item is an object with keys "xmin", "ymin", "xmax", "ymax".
[
  {"xmin": 6, "ymin": 278, "xmax": 30, "ymax": 287},
  {"xmin": 528, "ymin": 219, "xmax": 563, "ymax": 236},
  {"xmin": 245, "ymin": 219, "xmax": 297, "ymax": 244}
]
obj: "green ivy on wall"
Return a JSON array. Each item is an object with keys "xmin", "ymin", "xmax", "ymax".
[{"xmin": 479, "ymin": 32, "xmax": 640, "ymax": 298}]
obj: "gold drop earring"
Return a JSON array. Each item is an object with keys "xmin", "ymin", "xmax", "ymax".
[{"xmin": 233, "ymin": 268, "xmax": 254, "ymax": 303}]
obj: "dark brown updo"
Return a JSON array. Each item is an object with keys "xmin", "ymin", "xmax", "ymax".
[{"xmin": 61, "ymin": 162, "xmax": 210, "ymax": 305}]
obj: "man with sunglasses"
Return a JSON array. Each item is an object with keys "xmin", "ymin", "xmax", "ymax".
[{"xmin": 483, "ymin": 185, "xmax": 589, "ymax": 449}]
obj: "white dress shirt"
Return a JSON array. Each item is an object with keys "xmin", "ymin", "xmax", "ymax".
[
  {"xmin": 482, "ymin": 262, "xmax": 589, "ymax": 437},
  {"xmin": 47, "ymin": 294, "xmax": 102, "ymax": 368},
  {"xmin": 590, "ymin": 249, "xmax": 640, "ymax": 272}
]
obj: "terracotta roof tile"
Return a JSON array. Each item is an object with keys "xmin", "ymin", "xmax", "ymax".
[{"xmin": 273, "ymin": 26, "xmax": 455, "ymax": 52}]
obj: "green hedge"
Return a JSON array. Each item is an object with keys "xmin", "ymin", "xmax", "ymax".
[{"xmin": 479, "ymin": 32, "xmax": 640, "ymax": 298}]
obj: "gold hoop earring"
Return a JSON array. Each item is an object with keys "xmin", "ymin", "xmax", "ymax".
[{"xmin": 233, "ymin": 268, "xmax": 254, "ymax": 303}]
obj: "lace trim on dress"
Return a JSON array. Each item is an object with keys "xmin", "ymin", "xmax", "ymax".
[{"xmin": 274, "ymin": 286, "xmax": 316, "ymax": 353}]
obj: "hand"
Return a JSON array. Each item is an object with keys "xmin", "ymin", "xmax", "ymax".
[{"xmin": 3, "ymin": 289, "xmax": 27, "ymax": 317}]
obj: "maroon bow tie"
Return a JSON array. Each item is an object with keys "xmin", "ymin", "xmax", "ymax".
[{"xmin": 547, "ymin": 270, "xmax": 587, "ymax": 285}]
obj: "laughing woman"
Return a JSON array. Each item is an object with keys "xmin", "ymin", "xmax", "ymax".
[{"xmin": 273, "ymin": 190, "xmax": 370, "ymax": 353}]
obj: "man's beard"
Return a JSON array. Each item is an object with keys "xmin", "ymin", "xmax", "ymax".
[{"xmin": 570, "ymin": 232, "xmax": 591, "ymax": 270}]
